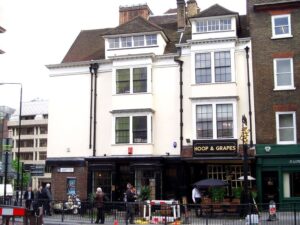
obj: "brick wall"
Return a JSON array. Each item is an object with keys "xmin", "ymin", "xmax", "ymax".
[
  {"xmin": 248, "ymin": 0, "xmax": 300, "ymax": 144},
  {"xmin": 51, "ymin": 165, "xmax": 88, "ymax": 201}
]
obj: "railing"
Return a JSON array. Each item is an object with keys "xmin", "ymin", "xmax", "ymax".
[{"xmin": 34, "ymin": 200, "xmax": 300, "ymax": 224}]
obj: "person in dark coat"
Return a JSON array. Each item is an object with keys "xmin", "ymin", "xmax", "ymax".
[
  {"xmin": 23, "ymin": 186, "xmax": 34, "ymax": 209},
  {"xmin": 125, "ymin": 183, "xmax": 137, "ymax": 224},
  {"xmin": 42, "ymin": 183, "xmax": 53, "ymax": 216},
  {"xmin": 94, "ymin": 187, "xmax": 105, "ymax": 224}
]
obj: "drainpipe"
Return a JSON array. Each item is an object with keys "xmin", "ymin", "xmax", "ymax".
[
  {"xmin": 174, "ymin": 49, "xmax": 184, "ymax": 154},
  {"xmin": 90, "ymin": 63, "xmax": 99, "ymax": 156},
  {"xmin": 89, "ymin": 65, "xmax": 94, "ymax": 149},
  {"xmin": 245, "ymin": 46, "xmax": 253, "ymax": 147}
]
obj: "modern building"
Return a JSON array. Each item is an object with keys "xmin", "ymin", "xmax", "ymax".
[
  {"xmin": 8, "ymin": 100, "xmax": 50, "ymax": 189},
  {"xmin": 0, "ymin": 106, "xmax": 15, "ymax": 182},
  {"xmin": 46, "ymin": 1, "xmax": 254, "ymax": 202},
  {"xmin": 247, "ymin": 0, "xmax": 300, "ymax": 204}
]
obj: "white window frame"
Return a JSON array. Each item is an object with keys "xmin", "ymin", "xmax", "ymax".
[
  {"xmin": 112, "ymin": 113, "xmax": 152, "ymax": 144},
  {"xmin": 273, "ymin": 58, "xmax": 295, "ymax": 90},
  {"xmin": 276, "ymin": 111, "xmax": 296, "ymax": 145},
  {"xmin": 113, "ymin": 66, "xmax": 151, "ymax": 95},
  {"xmin": 108, "ymin": 34, "xmax": 158, "ymax": 49},
  {"xmin": 192, "ymin": 99, "xmax": 237, "ymax": 140},
  {"xmin": 196, "ymin": 18, "xmax": 232, "ymax": 33},
  {"xmin": 271, "ymin": 14, "xmax": 292, "ymax": 39},
  {"xmin": 108, "ymin": 37, "xmax": 120, "ymax": 49},
  {"xmin": 194, "ymin": 50, "xmax": 235, "ymax": 84}
]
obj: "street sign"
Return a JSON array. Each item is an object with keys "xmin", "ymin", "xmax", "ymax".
[
  {"xmin": 30, "ymin": 164, "xmax": 45, "ymax": 176},
  {"xmin": 1, "ymin": 138, "xmax": 12, "ymax": 151}
]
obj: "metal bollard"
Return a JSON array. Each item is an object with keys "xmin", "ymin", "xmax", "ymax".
[{"xmin": 267, "ymin": 200, "xmax": 277, "ymax": 221}]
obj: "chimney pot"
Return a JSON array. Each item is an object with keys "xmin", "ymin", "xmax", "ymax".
[{"xmin": 119, "ymin": 4, "xmax": 152, "ymax": 25}]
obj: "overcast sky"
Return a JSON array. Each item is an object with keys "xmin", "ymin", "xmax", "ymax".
[{"xmin": 0, "ymin": 0, "xmax": 246, "ymax": 110}]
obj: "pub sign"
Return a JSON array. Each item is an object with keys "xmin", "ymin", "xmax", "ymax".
[{"xmin": 193, "ymin": 139, "xmax": 237, "ymax": 156}]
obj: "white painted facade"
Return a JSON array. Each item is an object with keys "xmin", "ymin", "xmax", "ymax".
[
  {"xmin": 47, "ymin": 54, "xmax": 181, "ymax": 158},
  {"xmin": 47, "ymin": 13, "xmax": 255, "ymax": 160}
]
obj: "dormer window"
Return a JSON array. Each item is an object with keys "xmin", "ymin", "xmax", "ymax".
[
  {"xmin": 109, "ymin": 38, "xmax": 120, "ymax": 48},
  {"xmin": 121, "ymin": 36, "xmax": 132, "ymax": 48},
  {"xmin": 133, "ymin": 35, "xmax": 144, "ymax": 46},
  {"xmin": 108, "ymin": 34, "xmax": 157, "ymax": 49},
  {"xmin": 146, "ymin": 34, "xmax": 157, "ymax": 45},
  {"xmin": 196, "ymin": 18, "xmax": 231, "ymax": 33}
]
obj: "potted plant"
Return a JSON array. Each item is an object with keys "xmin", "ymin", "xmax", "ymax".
[
  {"xmin": 210, "ymin": 187, "xmax": 225, "ymax": 202},
  {"xmin": 139, "ymin": 186, "xmax": 151, "ymax": 201},
  {"xmin": 232, "ymin": 187, "xmax": 243, "ymax": 199}
]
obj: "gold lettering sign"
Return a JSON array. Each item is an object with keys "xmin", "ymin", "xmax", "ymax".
[{"xmin": 193, "ymin": 140, "xmax": 237, "ymax": 156}]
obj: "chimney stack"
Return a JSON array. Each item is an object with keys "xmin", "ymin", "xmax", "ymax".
[
  {"xmin": 177, "ymin": 0, "xmax": 186, "ymax": 29},
  {"xmin": 119, "ymin": 4, "xmax": 152, "ymax": 25},
  {"xmin": 187, "ymin": 0, "xmax": 200, "ymax": 17}
]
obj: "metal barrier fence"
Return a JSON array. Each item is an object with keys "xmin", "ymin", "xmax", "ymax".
[{"xmin": 42, "ymin": 200, "xmax": 300, "ymax": 225}]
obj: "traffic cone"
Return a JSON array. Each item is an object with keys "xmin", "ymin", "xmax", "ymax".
[{"xmin": 114, "ymin": 219, "xmax": 119, "ymax": 225}]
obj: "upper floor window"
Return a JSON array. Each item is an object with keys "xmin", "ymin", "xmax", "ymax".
[
  {"xmin": 108, "ymin": 34, "xmax": 157, "ymax": 49},
  {"xmin": 116, "ymin": 69, "xmax": 130, "ymax": 94},
  {"xmin": 196, "ymin": 103, "xmax": 233, "ymax": 139},
  {"xmin": 273, "ymin": 58, "xmax": 294, "ymax": 90},
  {"xmin": 272, "ymin": 14, "xmax": 292, "ymax": 39},
  {"xmin": 121, "ymin": 36, "xmax": 132, "ymax": 48},
  {"xmin": 115, "ymin": 116, "xmax": 148, "ymax": 144},
  {"xmin": 133, "ymin": 35, "xmax": 144, "ymax": 47},
  {"xmin": 109, "ymin": 38, "xmax": 120, "ymax": 49},
  {"xmin": 196, "ymin": 18, "xmax": 231, "ymax": 33},
  {"xmin": 146, "ymin": 34, "xmax": 157, "ymax": 45},
  {"xmin": 116, "ymin": 67, "xmax": 148, "ymax": 94},
  {"xmin": 276, "ymin": 112, "xmax": 296, "ymax": 144},
  {"xmin": 195, "ymin": 51, "xmax": 232, "ymax": 84}
]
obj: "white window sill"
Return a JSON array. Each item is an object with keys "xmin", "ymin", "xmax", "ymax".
[
  {"xmin": 113, "ymin": 92, "xmax": 151, "ymax": 96},
  {"xmin": 112, "ymin": 143, "xmax": 152, "ymax": 146},
  {"xmin": 273, "ymin": 86, "xmax": 296, "ymax": 91},
  {"xmin": 277, "ymin": 142, "xmax": 297, "ymax": 145},
  {"xmin": 271, "ymin": 34, "xmax": 293, "ymax": 40}
]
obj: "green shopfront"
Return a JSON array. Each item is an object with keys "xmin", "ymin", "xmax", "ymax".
[{"xmin": 256, "ymin": 144, "xmax": 300, "ymax": 204}]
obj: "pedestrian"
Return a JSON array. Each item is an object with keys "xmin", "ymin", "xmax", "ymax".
[
  {"xmin": 42, "ymin": 183, "xmax": 52, "ymax": 216},
  {"xmin": 125, "ymin": 183, "xmax": 137, "ymax": 224},
  {"xmin": 94, "ymin": 187, "xmax": 105, "ymax": 224},
  {"xmin": 23, "ymin": 186, "xmax": 34, "ymax": 210},
  {"xmin": 192, "ymin": 187, "xmax": 202, "ymax": 217}
]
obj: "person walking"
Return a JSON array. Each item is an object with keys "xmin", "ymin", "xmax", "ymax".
[
  {"xmin": 94, "ymin": 187, "xmax": 105, "ymax": 224},
  {"xmin": 42, "ymin": 183, "xmax": 52, "ymax": 216},
  {"xmin": 125, "ymin": 183, "xmax": 137, "ymax": 224},
  {"xmin": 23, "ymin": 186, "xmax": 34, "ymax": 210},
  {"xmin": 192, "ymin": 187, "xmax": 202, "ymax": 217}
]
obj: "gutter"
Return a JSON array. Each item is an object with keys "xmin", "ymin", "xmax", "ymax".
[{"xmin": 174, "ymin": 48, "xmax": 184, "ymax": 154}]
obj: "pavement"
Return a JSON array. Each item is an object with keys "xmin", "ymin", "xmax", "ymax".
[{"xmin": 0, "ymin": 211, "xmax": 299, "ymax": 225}]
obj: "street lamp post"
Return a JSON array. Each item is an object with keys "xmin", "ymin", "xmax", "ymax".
[
  {"xmin": 0, "ymin": 83, "xmax": 22, "ymax": 205},
  {"xmin": 241, "ymin": 115, "xmax": 249, "ymax": 214}
]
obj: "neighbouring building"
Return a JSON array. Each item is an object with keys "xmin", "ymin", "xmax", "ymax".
[
  {"xmin": 0, "ymin": 26, "xmax": 5, "ymax": 54},
  {"xmin": 8, "ymin": 100, "xmax": 50, "ymax": 189},
  {"xmin": 0, "ymin": 106, "xmax": 15, "ymax": 182},
  {"xmin": 46, "ymin": 0, "xmax": 254, "ymax": 202},
  {"xmin": 248, "ymin": 0, "xmax": 300, "ymax": 204}
]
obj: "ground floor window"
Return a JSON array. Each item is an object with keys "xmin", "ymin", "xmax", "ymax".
[
  {"xmin": 135, "ymin": 169, "xmax": 161, "ymax": 200},
  {"xmin": 207, "ymin": 165, "xmax": 253, "ymax": 196},
  {"xmin": 93, "ymin": 171, "xmax": 112, "ymax": 199},
  {"xmin": 67, "ymin": 177, "xmax": 77, "ymax": 195},
  {"xmin": 283, "ymin": 172, "xmax": 300, "ymax": 198}
]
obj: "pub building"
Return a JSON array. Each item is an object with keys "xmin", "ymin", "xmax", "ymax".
[
  {"xmin": 181, "ymin": 139, "xmax": 256, "ymax": 200},
  {"xmin": 46, "ymin": 1, "xmax": 255, "ymax": 202}
]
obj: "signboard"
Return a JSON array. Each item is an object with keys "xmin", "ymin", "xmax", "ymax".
[
  {"xmin": 58, "ymin": 168, "xmax": 74, "ymax": 173},
  {"xmin": 193, "ymin": 139, "xmax": 237, "ymax": 156},
  {"xmin": 30, "ymin": 165, "xmax": 45, "ymax": 176}
]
